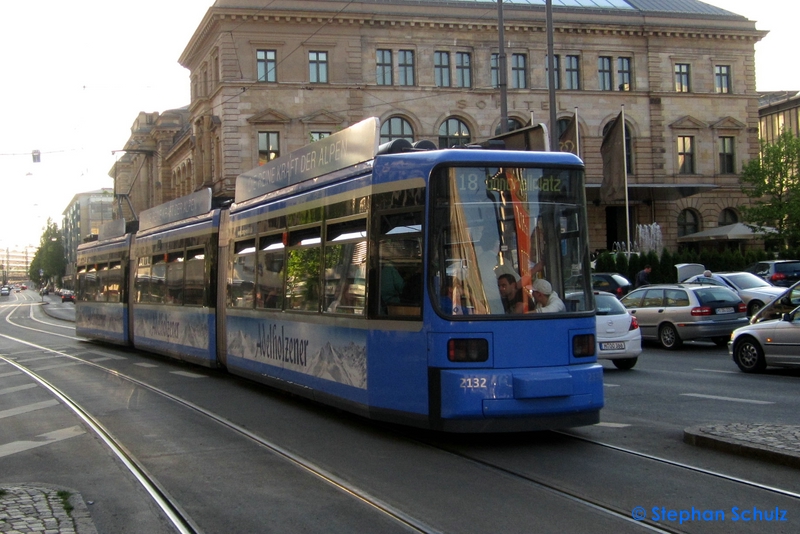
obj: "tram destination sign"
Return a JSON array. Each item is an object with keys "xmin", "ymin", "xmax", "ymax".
[
  {"xmin": 235, "ymin": 117, "xmax": 380, "ymax": 203},
  {"xmin": 139, "ymin": 188, "xmax": 212, "ymax": 231}
]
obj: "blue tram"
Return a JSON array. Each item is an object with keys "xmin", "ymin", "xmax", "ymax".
[{"xmin": 76, "ymin": 117, "xmax": 603, "ymax": 432}]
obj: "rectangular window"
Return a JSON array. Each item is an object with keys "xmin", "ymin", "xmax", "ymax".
[
  {"xmin": 258, "ymin": 132, "xmax": 280, "ymax": 165},
  {"xmin": 257, "ymin": 49, "xmax": 277, "ymax": 83},
  {"xmin": 715, "ymin": 65, "xmax": 731, "ymax": 94},
  {"xmin": 491, "ymin": 53, "xmax": 500, "ymax": 89},
  {"xmin": 166, "ymin": 251, "xmax": 184, "ymax": 305},
  {"xmin": 398, "ymin": 50, "xmax": 415, "ymax": 86},
  {"xmin": 617, "ymin": 57, "xmax": 632, "ymax": 91},
  {"xmin": 257, "ymin": 235, "xmax": 285, "ymax": 310},
  {"xmin": 719, "ymin": 136, "xmax": 735, "ymax": 174},
  {"xmin": 376, "ymin": 49, "xmax": 393, "ymax": 85},
  {"xmin": 286, "ymin": 227, "xmax": 322, "ymax": 312},
  {"xmin": 229, "ymin": 240, "xmax": 256, "ymax": 308},
  {"xmin": 546, "ymin": 54, "xmax": 560, "ymax": 89},
  {"xmin": 598, "ymin": 56, "xmax": 612, "ymax": 91},
  {"xmin": 434, "ymin": 51, "xmax": 451, "ymax": 87},
  {"xmin": 310, "ymin": 132, "xmax": 330, "ymax": 142},
  {"xmin": 309, "ymin": 51, "xmax": 328, "ymax": 83},
  {"xmin": 184, "ymin": 248, "xmax": 206, "ymax": 306},
  {"xmin": 324, "ymin": 219, "xmax": 367, "ymax": 315},
  {"xmin": 565, "ymin": 55, "xmax": 580, "ymax": 90},
  {"xmin": 675, "ymin": 63, "xmax": 691, "ymax": 92},
  {"xmin": 511, "ymin": 53, "xmax": 527, "ymax": 89},
  {"xmin": 455, "ymin": 52, "xmax": 472, "ymax": 88},
  {"xmin": 678, "ymin": 136, "xmax": 695, "ymax": 174}
]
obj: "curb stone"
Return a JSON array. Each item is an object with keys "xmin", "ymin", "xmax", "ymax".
[
  {"xmin": 684, "ymin": 423, "xmax": 800, "ymax": 469},
  {"xmin": 0, "ymin": 483, "xmax": 97, "ymax": 534}
]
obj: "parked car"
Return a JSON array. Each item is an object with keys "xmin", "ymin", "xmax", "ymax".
[
  {"xmin": 620, "ymin": 284, "xmax": 748, "ymax": 349},
  {"xmin": 750, "ymin": 279, "xmax": 800, "ymax": 324},
  {"xmin": 0, "ymin": 286, "xmax": 9, "ymax": 297},
  {"xmin": 745, "ymin": 260, "xmax": 800, "ymax": 288},
  {"xmin": 567, "ymin": 290, "xmax": 642, "ymax": 369},
  {"xmin": 682, "ymin": 271, "xmax": 784, "ymax": 316},
  {"xmin": 61, "ymin": 290, "xmax": 75, "ymax": 303},
  {"xmin": 566, "ymin": 273, "xmax": 633, "ymax": 298},
  {"xmin": 594, "ymin": 291, "xmax": 642, "ymax": 369},
  {"xmin": 729, "ymin": 307, "xmax": 800, "ymax": 373}
]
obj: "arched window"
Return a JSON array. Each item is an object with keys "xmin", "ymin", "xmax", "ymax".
[
  {"xmin": 380, "ymin": 117, "xmax": 414, "ymax": 143},
  {"xmin": 494, "ymin": 118, "xmax": 523, "ymax": 136},
  {"xmin": 602, "ymin": 120, "xmax": 633, "ymax": 174},
  {"xmin": 438, "ymin": 118, "xmax": 471, "ymax": 148},
  {"xmin": 678, "ymin": 209, "xmax": 700, "ymax": 237},
  {"xmin": 718, "ymin": 208, "xmax": 738, "ymax": 226}
]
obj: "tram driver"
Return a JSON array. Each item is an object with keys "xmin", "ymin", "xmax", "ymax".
[{"xmin": 497, "ymin": 273, "xmax": 534, "ymax": 314}]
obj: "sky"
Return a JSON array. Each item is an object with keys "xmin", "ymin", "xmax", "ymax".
[{"xmin": 0, "ymin": 0, "xmax": 797, "ymax": 251}]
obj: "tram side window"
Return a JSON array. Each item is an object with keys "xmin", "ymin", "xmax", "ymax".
[
  {"xmin": 106, "ymin": 261, "xmax": 122, "ymax": 303},
  {"xmin": 378, "ymin": 211, "xmax": 423, "ymax": 317},
  {"xmin": 135, "ymin": 257, "xmax": 150, "ymax": 303},
  {"xmin": 324, "ymin": 219, "xmax": 367, "ymax": 315},
  {"xmin": 229, "ymin": 239, "xmax": 256, "ymax": 308},
  {"xmin": 85, "ymin": 266, "xmax": 98, "ymax": 302},
  {"xmin": 256, "ymin": 235, "xmax": 285, "ymax": 310},
  {"xmin": 166, "ymin": 252, "xmax": 185, "ymax": 305},
  {"xmin": 184, "ymin": 248, "xmax": 206, "ymax": 307},
  {"xmin": 286, "ymin": 227, "xmax": 321, "ymax": 312},
  {"xmin": 151, "ymin": 255, "xmax": 167, "ymax": 304},
  {"xmin": 76, "ymin": 265, "xmax": 87, "ymax": 301},
  {"xmin": 95, "ymin": 264, "xmax": 109, "ymax": 302}
]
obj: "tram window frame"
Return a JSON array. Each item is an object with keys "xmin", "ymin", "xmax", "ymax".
[
  {"xmin": 286, "ymin": 226, "xmax": 322, "ymax": 312},
  {"xmin": 76, "ymin": 265, "xmax": 88, "ymax": 301},
  {"xmin": 374, "ymin": 210, "xmax": 423, "ymax": 318},
  {"xmin": 151, "ymin": 254, "xmax": 167, "ymax": 304},
  {"xmin": 229, "ymin": 239, "xmax": 256, "ymax": 308},
  {"xmin": 256, "ymin": 234, "xmax": 285, "ymax": 310},
  {"xmin": 184, "ymin": 247, "xmax": 206, "ymax": 307},
  {"xmin": 95, "ymin": 263, "xmax": 110, "ymax": 303},
  {"xmin": 107, "ymin": 261, "xmax": 122, "ymax": 303},
  {"xmin": 324, "ymin": 218, "xmax": 367, "ymax": 315},
  {"xmin": 85, "ymin": 265, "xmax": 99, "ymax": 302},
  {"xmin": 166, "ymin": 251, "xmax": 185, "ymax": 306},
  {"xmin": 135, "ymin": 256, "xmax": 151, "ymax": 303}
]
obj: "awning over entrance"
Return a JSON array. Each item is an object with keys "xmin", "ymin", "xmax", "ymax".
[
  {"xmin": 585, "ymin": 183, "xmax": 717, "ymax": 203},
  {"xmin": 677, "ymin": 223, "xmax": 776, "ymax": 243}
]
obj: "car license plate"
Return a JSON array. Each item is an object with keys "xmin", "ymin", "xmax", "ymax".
[
  {"xmin": 600, "ymin": 342, "xmax": 625, "ymax": 350},
  {"xmin": 716, "ymin": 307, "xmax": 734, "ymax": 314}
]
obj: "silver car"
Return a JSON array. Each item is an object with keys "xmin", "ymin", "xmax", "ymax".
[
  {"xmin": 682, "ymin": 272, "xmax": 784, "ymax": 316},
  {"xmin": 729, "ymin": 308, "xmax": 800, "ymax": 373},
  {"xmin": 620, "ymin": 284, "xmax": 748, "ymax": 349}
]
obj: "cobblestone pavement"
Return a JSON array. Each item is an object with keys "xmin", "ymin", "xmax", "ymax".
[
  {"xmin": 684, "ymin": 423, "xmax": 800, "ymax": 468},
  {"xmin": 0, "ymin": 485, "xmax": 96, "ymax": 534}
]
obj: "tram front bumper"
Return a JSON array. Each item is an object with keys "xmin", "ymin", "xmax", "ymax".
[{"xmin": 438, "ymin": 363, "xmax": 604, "ymax": 418}]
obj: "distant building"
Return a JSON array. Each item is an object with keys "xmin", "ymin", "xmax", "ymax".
[
  {"xmin": 114, "ymin": 0, "xmax": 767, "ymax": 252},
  {"xmin": 0, "ymin": 246, "xmax": 36, "ymax": 284},
  {"xmin": 61, "ymin": 188, "xmax": 115, "ymax": 288},
  {"xmin": 758, "ymin": 91, "xmax": 800, "ymax": 143}
]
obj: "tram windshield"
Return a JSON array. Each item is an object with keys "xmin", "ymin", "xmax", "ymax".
[{"xmin": 429, "ymin": 165, "xmax": 593, "ymax": 317}]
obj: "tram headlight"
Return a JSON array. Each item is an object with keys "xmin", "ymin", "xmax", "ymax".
[
  {"xmin": 572, "ymin": 334, "xmax": 595, "ymax": 357},
  {"xmin": 448, "ymin": 338, "xmax": 489, "ymax": 362}
]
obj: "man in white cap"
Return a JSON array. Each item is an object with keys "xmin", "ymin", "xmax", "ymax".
[{"xmin": 528, "ymin": 278, "xmax": 566, "ymax": 313}]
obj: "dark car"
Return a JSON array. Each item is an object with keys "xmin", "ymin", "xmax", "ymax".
[
  {"xmin": 745, "ymin": 260, "xmax": 800, "ymax": 288},
  {"xmin": 566, "ymin": 273, "xmax": 633, "ymax": 299},
  {"xmin": 61, "ymin": 290, "xmax": 75, "ymax": 303}
]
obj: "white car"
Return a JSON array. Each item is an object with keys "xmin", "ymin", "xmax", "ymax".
[
  {"xmin": 683, "ymin": 271, "xmax": 784, "ymax": 316},
  {"xmin": 594, "ymin": 291, "xmax": 642, "ymax": 369}
]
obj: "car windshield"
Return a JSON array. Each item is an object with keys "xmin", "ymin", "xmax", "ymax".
[
  {"xmin": 724, "ymin": 273, "xmax": 772, "ymax": 289},
  {"xmin": 596, "ymin": 294, "xmax": 626, "ymax": 315},
  {"xmin": 694, "ymin": 287, "xmax": 740, "ymax": 305}
]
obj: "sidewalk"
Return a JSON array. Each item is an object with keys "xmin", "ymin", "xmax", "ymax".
[
  {"xmin": 0, "ymin": 484, "xmax": 96, "ymax": 534},
  {"xmin": 684, "ymin": 423, "xmax": 800, "ymax": 469}
]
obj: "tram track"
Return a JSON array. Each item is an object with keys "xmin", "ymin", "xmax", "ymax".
[
  {"xmin": 0, "ymin": 305, "xmax": 441, "ymax": 534},
  {"xmin": 4, "ymin": 302, "xmax": 799, "ymax": 533}
]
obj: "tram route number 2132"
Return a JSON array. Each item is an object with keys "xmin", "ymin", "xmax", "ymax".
[{"xmin": 461, "ymin": 377, "xmax": 488, "ymax": 389}]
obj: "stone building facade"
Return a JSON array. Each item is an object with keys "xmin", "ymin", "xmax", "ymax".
[{"xmin": 115, "ymin": 0, "xmax": 767, "ymax": 253}]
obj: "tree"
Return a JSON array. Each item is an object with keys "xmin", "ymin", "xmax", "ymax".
[
  {"xmin": 740, "ymin": 131, "xmax": 800, "ymax": 249},
  {"xmin": 29, "ymin": 219, "xmax": 66, "ymax": 287}
]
